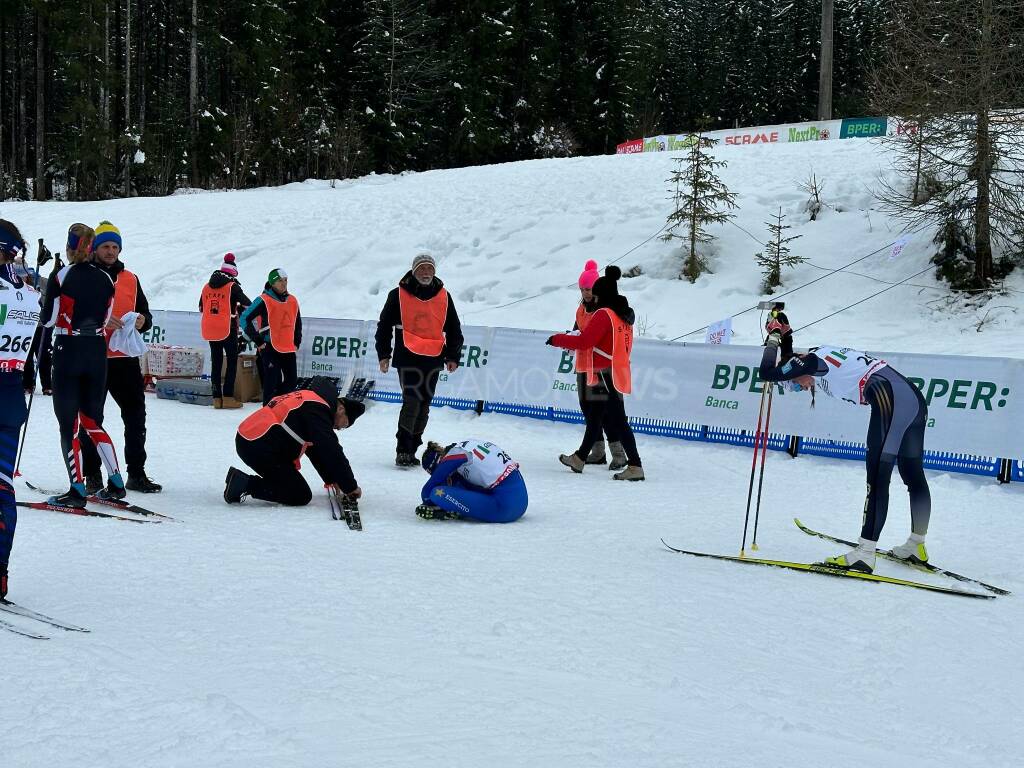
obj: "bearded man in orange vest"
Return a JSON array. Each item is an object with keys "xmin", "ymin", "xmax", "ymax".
[
  {"xmin": 199, "ymin": 253, "xmax": 251, "ymax": 408},
  {"xmin": 375, "ymin": 253, "xmax": 464, "ymax": 467},
  {"xmin": 224, "ymin": 376, "xmax": 364, "ymax": 506},
  {"xmin": 78, "ymin": 221, "xmax": 163, "ymax": 494},
  {"xmin": 240, "ymin": 268, "xmax": 302, "ymax": 405}
]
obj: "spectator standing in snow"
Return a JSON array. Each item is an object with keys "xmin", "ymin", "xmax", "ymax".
[
  {"xmin": 547, "ymin": 266, "xmax": 644, "ymax": 481},
  {"xmin": 199, "ymin": 253, "xmax": 251, "ymax": 409},
  {"xmin": 375, "ymin": 253, "xmax": 464, "ymax": 467},
  {"xmin": 241, "ymin": 268, "xmax": 302, "ymax": 405}
]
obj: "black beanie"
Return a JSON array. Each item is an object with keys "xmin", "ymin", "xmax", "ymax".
[
  {"xmin": 591, "ymin": 265, "xmax": 621, "ymax": 304},
  {"xmin": 340, "ymin": 397, "xmax": 366, "ymax": 425}
]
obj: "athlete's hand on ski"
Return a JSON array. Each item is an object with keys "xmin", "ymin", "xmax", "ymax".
[
  {"xmin": 379, "ymin": 358, "xmax": 390, "ymax": 374},
  {"xmin": 345, "ymin": 486, "xmax": 362, "ymax": 500}
]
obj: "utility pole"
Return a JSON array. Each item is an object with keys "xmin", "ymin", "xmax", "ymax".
[{"xmin": 818, "ymin": 0, "xmax": 834, "ymax": 120}]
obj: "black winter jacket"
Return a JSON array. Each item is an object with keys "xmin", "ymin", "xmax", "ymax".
[{"xmin": 374, "ymin": 271, "xmax": 464, "ymax": 370}]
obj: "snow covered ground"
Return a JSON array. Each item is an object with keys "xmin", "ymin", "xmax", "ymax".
[
  {"xmin": 3, "ymin": 137, "xmax": 1023, "ymax": 766},
  {"xmin": 6, "ymin": 396, "xmax": 1023, "ymax": 767}
]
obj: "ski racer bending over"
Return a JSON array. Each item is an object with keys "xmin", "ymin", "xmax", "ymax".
[
  {"xmin": 418, "ymin": 440, "xmax": 528, "ymax": 523},
  {"xmin": 759, "ymin": 331, "xmax": 930, "ymax": 574}
]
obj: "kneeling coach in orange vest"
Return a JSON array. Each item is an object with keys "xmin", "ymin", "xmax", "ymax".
[
  {"xmin": 224, "ymin": 376, "xmax": 365, "ymax": 506},
  {"xmin": 375, "ymin": 253, "xmax": 464, "ymax": 467}
]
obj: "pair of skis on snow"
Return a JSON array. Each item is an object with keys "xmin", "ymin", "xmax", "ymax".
[
  {"xmin": 17, "ymin": 481, "xmax": 173, "ymax": 522},
  {"xmin": 0, "ymin": 599, "xmax": 90, "ymax": 640},
  {"xmin": 662, "ymin": 518, "xmax": 1008, "ymax": 599}
]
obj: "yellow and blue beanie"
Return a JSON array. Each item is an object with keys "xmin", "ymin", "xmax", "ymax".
[{"xmin": 92, "ymin": 221, "xmax": 122, "ymax": 252}]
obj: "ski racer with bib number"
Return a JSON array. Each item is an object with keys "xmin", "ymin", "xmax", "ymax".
[
  {"xmin": 417, "ymin": 439, "xmax": 528, "ymax": 523},
  {"xmin": 759, "ymin": 331, "xmax": 930, "ymax": 574}
]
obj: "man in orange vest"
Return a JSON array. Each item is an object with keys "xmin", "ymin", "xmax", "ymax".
[
  {"xmin": 224, "ymin": 376, "xmax": 365, "ymax": 506},
  {"xmin": 375, "ymin": 253, "xmax": 464, "ymax": 467},
  {"xmin": 240, "ymin": 267, "xmax": 301, "ymax": 405},
  {"xmin": 79, "ymin": 221, "xmax": 163, "ymax": 494},
  {"xmin": 199, "ymin": 253, "xmax": 251, "ymax": 409}
]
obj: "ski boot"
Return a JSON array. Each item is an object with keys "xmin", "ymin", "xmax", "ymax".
[
  {"xmin": 415, "ymin": 503, "xmax": 460, "ymax": 521},
  {"xmin": 48, "ymin": 486, "xmax": 87, "ymax": 509},
  {"xmin": 97, "ymin": 475, "xmax": 127, "ymax": 502},
  {"xmin": 607, "ymin": 441, "xmax": 628, "ymax": 471},
  {"xmin": 891, "ymin": 534, "xmax": 928, "ymax": 565},
  {"xmin": 825, "ymin": 537, "xmax": 877, "ymax": 574},
  {"xmin": 559, "ymin": 453, "xmax": 585, "ymax": 473},
  {"xmin": 224, "ymin": 467, "xmax": 251, "ymax": 504},
  {"xmin": 585, "ymin": 441, "xmax": 607, "ymax": 465}
]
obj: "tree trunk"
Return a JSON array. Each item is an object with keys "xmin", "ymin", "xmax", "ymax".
[
  {"xmin": 189, "ymin": 0, "xmax": 198, "ymax": 186},
  {"xmin": 34, "ymin": 6, "xmax": 46, "ymax": 201},
  {"xmin": 817, "ymin": 0, "xmax": 833, "ymax": 120},
  {"xmin": 124, "ymin": 0, "xmax": 132, "ymax": 196},
  {"xmin": 17, "ymin": 26, "xmax": 27, "ymax": 188},
  {"xmin": 974, "ymin": 108, "xmax": 992, "ymax": 284},
  {"xmin": 0, "ymin": 12, "xmax": 6, "ymax": 199}
]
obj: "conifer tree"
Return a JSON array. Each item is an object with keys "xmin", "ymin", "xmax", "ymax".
[
  {"xmin": 663, "ymin": 133, "xmax": 738, "ymax": 282},
  {"xmin": 756, "ymin": 207, "xmax": 805, "ymax": 292}
]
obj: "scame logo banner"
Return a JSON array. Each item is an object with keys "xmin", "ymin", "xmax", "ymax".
[{"xmin": 148, "ymin": 309, "xmax": 1023, "ymax": 458}]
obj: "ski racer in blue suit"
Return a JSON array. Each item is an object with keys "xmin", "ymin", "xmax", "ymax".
[
  {"xmin": 418, "ymin": 439, "xmax": 528, "ymax": 523},
  {"xmin": 0, "ymin": 219, "xmax": 40, "ymax": 600}
]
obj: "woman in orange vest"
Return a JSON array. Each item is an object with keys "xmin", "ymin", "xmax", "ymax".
[
  {"xmin": 374, "ymin": 253, "xmax": 464, "ymax": 467},
  {"xmin": 224, "ymin": 376, "xmax": 365, "ymax": 506},
  {"xmin": 199, "ymin": 253, "xmax": 251, "ymax": 409},
  {"xmin": 547, "ymin": 266, "xmax": 644, "ymax": 481},
  {"xmin": 240, "ymin": 268, "xmax": 302, "ymax": 405},
  {"xmin": 572, "ymin": 259, "xmax": 627, "ymax": 471}
]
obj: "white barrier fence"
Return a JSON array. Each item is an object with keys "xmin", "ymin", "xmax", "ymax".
[{"xmin": 145, "ymin": 309, "xmax": 1023, "ymax": 460}]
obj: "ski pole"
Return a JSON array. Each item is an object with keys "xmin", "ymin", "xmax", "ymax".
[
  {"xmin": 750, "ymin": 385, "xmax": 776, "ymax": 551},
  {"xmin": 13, "ymin": 388, "xmax": 35, "ymax": 478},
  {"xmin": 740, "ymin": 381, "xmax": 769, "ymax": 557}
]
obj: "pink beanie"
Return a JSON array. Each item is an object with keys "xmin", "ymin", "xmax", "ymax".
[
  {"xmin": 220, "ymin": 252, "xmax": 238, "ymax": 277},
  {"xmin": 578, "ymin": 259, "xmax": 600, "ymax": 289}
]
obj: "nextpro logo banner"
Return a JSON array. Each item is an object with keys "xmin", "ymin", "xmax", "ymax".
[{"xmin": 149, "ymin": 309, "xmax": 1023, "ymax": 458}]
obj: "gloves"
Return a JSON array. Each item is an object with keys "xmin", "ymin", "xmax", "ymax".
[
  {"xmin": 765, "ymin": 331, "xmax": 783, "ymax": 348},
  {"xmin": 545, "ymin": 335, "xmax": 556, "ymax": 346}
]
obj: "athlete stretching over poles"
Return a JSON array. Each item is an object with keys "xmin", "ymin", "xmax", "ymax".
[
  {"xmin": 758, "ymin": 330, "xmax": 931, "ymax": 574},
  {"xmin": 41, "ymin": 224, "xmax": 127, "ymax": 507}
]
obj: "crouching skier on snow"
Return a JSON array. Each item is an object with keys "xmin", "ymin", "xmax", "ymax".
[
  {"xmin": 416, "ymin": 440, "xmax": 528, "ymax": 522},
  {"xmin": 0, "ymin": 220, "xmax": 39, "ymax": 599},
  {"xmin": 758, "ymin": 330, "xmax": 930, "ymax": 574},
  {"xmin": 224, "ymin": 376, "xmax": 365, "ymax": 506}
]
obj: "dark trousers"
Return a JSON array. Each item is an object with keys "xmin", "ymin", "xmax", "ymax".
[
  {"xmin": 862, "ymin": 369, "xmax": 930, "ymax": 541},
  {"xmin": 396, "ymin": 366, "xmax": 441, "ymax": 454},
  {"xmin": 577, "ymin": 372, "xmax": 618, "ymax": 443},
  {"xmin": 260, "ymin": 349, "xmax": 297, "ymax": 405},
  {"xmin": 235, "ymin": 435, "xmax": 312, "ymax": 506},
  {"xmin": 209, "ymin": 335, "xmax": 239, "ymax": 398},
  {"xmin": 79, "ymin": 356, "xmax": 147, "ymax": 478},
  {"xmin": 38, "ymin": 327, "xmax": 53, "ymax": 391},
  {"xmin": 574, "ymin": 369, "xmax": 641, "ymax": 467}
]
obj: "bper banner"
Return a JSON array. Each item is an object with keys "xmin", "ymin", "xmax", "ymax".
[{"xmin": 147, "ymin": 309, "xmax": 1023, "ymax": 459}]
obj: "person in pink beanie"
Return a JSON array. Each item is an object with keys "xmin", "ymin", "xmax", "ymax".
[
  {"xmin": 566, "ymin": 260, "xmax": 626, "ymax": 470},
  {"xmin": 199, "ymin": 253, "xmax": 251, "ymax": 408}
]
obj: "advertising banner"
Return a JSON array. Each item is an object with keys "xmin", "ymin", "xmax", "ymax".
[{"xmin": 150, "ymin": 309, "xmax": 1023, "ymax": 459}]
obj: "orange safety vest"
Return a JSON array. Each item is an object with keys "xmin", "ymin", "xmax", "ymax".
[
  {"xmin": 263, "ymin": 291, "xmax": 300, "ymax": 353},
  {"xmin": 200, "ymin": 282, "xmax": 234, "ymax": 341},
  {"xmin": 573, "ymin": 304, "xmax": 597, "ymax": 374},
  {"xmin": 576, "ymin": 308, "xmax": 633, "ymax": 394},
  {"xmin": 106, "ymin": 269, "xmax": 139, "ymax": 359},
  {"xmin": 237, "ymin": 390, "xmax": 328, "ymax": 443},
  {"xmin": 398, "ymin": 286, "xmax": 448, "ymax": 357}
]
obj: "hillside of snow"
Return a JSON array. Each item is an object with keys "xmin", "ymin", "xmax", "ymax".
[{"xmin": 4, "ymin": 138, "xmax": 1021, "ymax": 356}]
